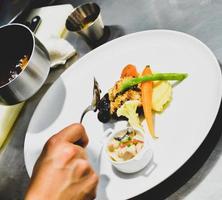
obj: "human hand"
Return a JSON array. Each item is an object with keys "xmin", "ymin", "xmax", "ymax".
[{"xmin": 25, "ymin": 123, "xmax": 98, "ymax": 200}]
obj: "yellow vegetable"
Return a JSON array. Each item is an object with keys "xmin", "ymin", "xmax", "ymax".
[{"xmin": 152, "ymin": 81, "xmax": 172, "ymax": 112}]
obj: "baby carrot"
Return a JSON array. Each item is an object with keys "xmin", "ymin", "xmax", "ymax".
[
  {"xmin": 141, "ymin": 66, "xmax": 157, "ymax": 139},
  {"xmin": 121, "ymin": 64, "xmax": 138, "ymax": 78}
]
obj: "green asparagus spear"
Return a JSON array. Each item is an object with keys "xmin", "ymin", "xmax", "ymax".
[{"xmin": 120, "ymin": 73, "xmax": 188, "ymax": 92}]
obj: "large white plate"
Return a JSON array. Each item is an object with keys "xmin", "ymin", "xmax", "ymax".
[{"xmin": 24, "ymin": 30, "xmax": 222, "ymax": 200}]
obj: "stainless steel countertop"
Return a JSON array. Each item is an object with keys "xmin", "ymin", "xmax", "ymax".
[{"xmin": 1, "ymin": 0, "xmax": 222, "ymax": 199}]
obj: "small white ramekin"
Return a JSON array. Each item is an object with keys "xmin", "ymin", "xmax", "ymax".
[{"xmin": 104, "ymin": 127, "xmax": 153, "ymax": 173}]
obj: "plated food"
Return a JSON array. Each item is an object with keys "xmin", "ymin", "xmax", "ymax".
[
  {"xmin": 24, "ymin": 29, "xmax": 222, "ymax": 199},
  {"xmin": 107, "ymin": 128, "xmax": 144, "ymax": 162},
  {"xmin": 105, "ymin": 127, "xmax": 153, "ymax": 173},
  {"xmin": 97, "ymin": 64, "xmax": 188, "ymax": 138}
]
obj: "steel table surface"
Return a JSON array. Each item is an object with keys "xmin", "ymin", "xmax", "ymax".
[{"xmin": 1, "ymin": 0, "xmax": 222, "ymax": 199}]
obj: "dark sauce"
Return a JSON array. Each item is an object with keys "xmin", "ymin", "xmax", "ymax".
[{"xmin": 0, "ymin": 55, "xmax": 28, "ymax": 87}]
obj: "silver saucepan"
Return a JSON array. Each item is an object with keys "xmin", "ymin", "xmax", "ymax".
[{"xmin": 0, "ymin": 23, "xmax": 50, "ymax": 105}]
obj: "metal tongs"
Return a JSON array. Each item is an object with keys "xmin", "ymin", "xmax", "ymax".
[{"xmin": 80, "ymin": 77, "xmax": 101, "ymax": 123}]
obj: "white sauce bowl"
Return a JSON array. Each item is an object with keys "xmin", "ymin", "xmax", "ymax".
[{"xmin": 104, "ymin": 127, "xmax": 153, "ymax": 173}]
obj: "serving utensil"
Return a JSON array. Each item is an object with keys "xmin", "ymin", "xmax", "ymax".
[{"xmin": 80, "ymin": 77, "xmax": 101, "ymax": 123}]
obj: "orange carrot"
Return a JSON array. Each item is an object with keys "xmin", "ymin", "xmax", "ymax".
[
  {"xmin": 121, "ymin": 64, "xmax": 138, "ymax": 78},
  {"xmin": 141, "ymin": 66, "xmax": 157, "ymax": 138}
]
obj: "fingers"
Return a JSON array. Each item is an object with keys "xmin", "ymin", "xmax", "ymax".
[
  {"xmin": 48, "ymin": 142, "xmax": 88, "ymax": 166},
  {"xmin": 85, "ymin": 173, "xmax": 99, "ymax": 199},
  {"xmin": 81, "ymin": 173, "xmax": 99, "ymax": 200},
  {"xmin": 50, "ymin": 123, "xmax": 89, "ymax": 147},
  {"xmin": 70, "ymin": 159, "xmax": 98, "ymax": 185},
  {"xmin": 71, "ymin": 159, "xmax": 93, "ymax": 179},
  {"xmin": 70, "ymin": 159, "xmax": 99, "ymax": 200}
]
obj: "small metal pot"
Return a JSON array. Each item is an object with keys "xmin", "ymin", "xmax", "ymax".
[{"xmin": 0, "ymin": 23, "xmax": 50, "ymax": 105}]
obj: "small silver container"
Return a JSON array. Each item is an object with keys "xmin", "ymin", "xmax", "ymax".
[
  {"xmin": 66, "ymin": 2, "xmax": 104, "ymax": 44},
  {"xmin": 0, "ymin": 23, "xmax": 50, "ymax": 105}
]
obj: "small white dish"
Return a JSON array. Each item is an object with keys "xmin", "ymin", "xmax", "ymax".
[{"xmin": 104, "ymin": 127, "xmax": 153, "ymax": 173}]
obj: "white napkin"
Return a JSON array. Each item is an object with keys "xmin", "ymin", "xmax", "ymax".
[
  {"xmin": 26, "ymin": 4, "xmax": 76, "ymax": 68},
  {"xmin": 41, "ymin": 36, "xmax": 76, "ymax": 67}
]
